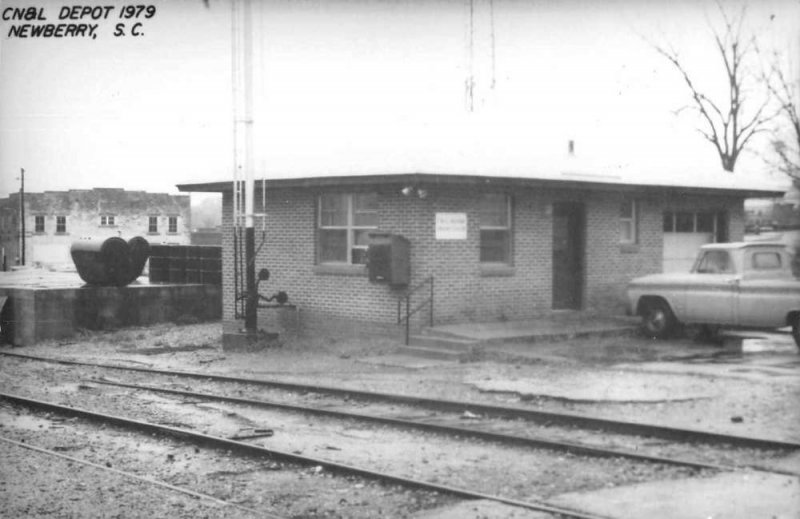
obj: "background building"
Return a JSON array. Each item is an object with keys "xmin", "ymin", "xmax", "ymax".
[{"xmin": 0, "ymin": 188, "xmax": 191, "ymax": 270}]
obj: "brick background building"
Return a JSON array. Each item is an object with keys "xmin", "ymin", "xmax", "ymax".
[
  {"xmin": 179, "ymin": 172, "xmax": 779, "ymax": 338},
  {"xmin": 0, "ymin": 188, "xmax": 191, "ymax": 270}
]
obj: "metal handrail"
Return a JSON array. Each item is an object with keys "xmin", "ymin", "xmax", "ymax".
[{"xmin": 397, "ymin": 276, "xmax": 434, "ymax": 345}]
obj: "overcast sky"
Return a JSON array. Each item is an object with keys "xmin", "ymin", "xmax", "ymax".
[{"xmin": 1, "ymin": 0, "xmax": 798, "ymax": 199}]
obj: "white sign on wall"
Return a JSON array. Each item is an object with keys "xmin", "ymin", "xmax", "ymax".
[{"xmin": 435, "ymin": 212, "xmax": 467, "ymax": 240}]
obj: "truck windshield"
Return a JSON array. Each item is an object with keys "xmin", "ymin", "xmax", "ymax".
[{"xmin": 694, "ymin": 250, "xmax": 734, "ymax": 274}]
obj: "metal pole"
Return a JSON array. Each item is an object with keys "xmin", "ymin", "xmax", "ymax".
[
  {"xmin": 19, "ymin": 168, "xmax": 25, "ymax": 266},
  {"xmin": 242, "ymin": 0, "xmax": 257, "ymax": 333},
  {"xmin": 232, "ymin": 0, "xmax": 257, "ymax": 333}
]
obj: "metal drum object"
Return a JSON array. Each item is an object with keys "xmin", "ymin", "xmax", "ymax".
[
  {"xmin": 70, "ymin": 237, "xmax": 151, "ymax": 286},
  {"xmin": 127, "ymin": 236, "xmax": 151, "ymax": 285}
]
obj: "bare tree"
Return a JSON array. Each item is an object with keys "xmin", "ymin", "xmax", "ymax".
[
  {"xmin": 765, "ymin": 56, "xmax": 800, "ymax": 182},
  {"xmin": 653, "ymin": 3, "xmax": 775, "ymax": 172}
]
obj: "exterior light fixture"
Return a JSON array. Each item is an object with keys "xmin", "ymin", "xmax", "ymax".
[
  {"xmin": 417, "ymin": 189, "xmax": 428, "ymax": 199},
  {"xmin": 401, "ymin": 186, "xmax": 414, "ymax": 196}
]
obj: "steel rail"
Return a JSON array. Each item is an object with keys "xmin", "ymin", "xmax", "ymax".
[
  {"xmin": 90, "ymin": 377, "xmax": 731, "ymax": 473},
  {"xmin": 0, "ymin": 392, "xmax": 610, "ymax": 519},
  {"xmin": 0, "ymin": 435, "xmax": 271, "ymax": 517},
  {"xmin": 3, "ymin": 351, "xmax": 799, "ymax": 451}
]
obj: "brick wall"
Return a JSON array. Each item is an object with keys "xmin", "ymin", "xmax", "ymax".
[{"xmin": 221, "ymin": 182, "xmax": 745, "ymax": 333}]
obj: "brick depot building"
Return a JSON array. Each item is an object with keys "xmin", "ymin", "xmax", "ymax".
[{"xmin": 178, "ymin": 171, "xmax": 783, "ymax": 336}]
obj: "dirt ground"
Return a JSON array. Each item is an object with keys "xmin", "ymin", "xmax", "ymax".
[
  {"xmin": 1, "ymin": 322, "xmax": 798, "ymax": 518},
  {"xmin": 16, "ymin": 322, "xmax": 797, "ymax": 441}
]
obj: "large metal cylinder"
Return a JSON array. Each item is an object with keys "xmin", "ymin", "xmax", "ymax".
[
  {"xmin": 70, "ymin": 237, "xmax": 150, "ymax": 286},
  {"xmin": 127, "ymin": 236, "xmax": 151, "ymax": 285}
]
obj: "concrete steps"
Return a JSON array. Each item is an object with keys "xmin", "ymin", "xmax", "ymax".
[{"xmin": 397, "ymin": 331, "xmax": 481, "ymax": 361}]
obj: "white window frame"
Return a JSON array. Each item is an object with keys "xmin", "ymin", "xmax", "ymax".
[
  {"xmin": 620, "ymin": 199, "xmax": 637, "ymax": 244},
  {"xmin": 100, "ymin": 215, "xmax": 115, "ymax": 227},
  {"xmin": 317, "ymin": 193, "xmax": 378, "ymax": 265},
  {"xmin": 168, "ymin": 216, "xmax": 178, "ymax": 233},
  {"xmin": 478, "ymin": 194, "xmax": 512, "ymax": 264},
  {"xmin": 34, "ymin": 215, "xmax": 45, "ymax": 233},
  {"xmin": 663, "ymin": 211, "xmax": 719, "ymax": 239},
  {"xmin": 148, "ymin": 216, "xmax": 158, "ymax": 233},
  {"xmin": 56, "ymin": 215, "xmax": 67, "ymax": 233}
]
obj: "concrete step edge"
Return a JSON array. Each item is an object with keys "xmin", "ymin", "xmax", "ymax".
[
  {"xmin": 397, "ymin": 345, "xmax": 468, "ymax": 361},
  {"xmin": 409, "ymin": 335, "xmax": 481, "ymax": 350}
]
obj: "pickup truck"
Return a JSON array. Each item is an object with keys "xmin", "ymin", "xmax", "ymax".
[{"xmin": 626, "ymin": 242, "xmax": 800, "ymax": 349}]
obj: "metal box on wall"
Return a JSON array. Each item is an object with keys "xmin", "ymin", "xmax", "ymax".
[{"xmin": 366, "ymin": 233, "xmax": 410, "ymax": 286}]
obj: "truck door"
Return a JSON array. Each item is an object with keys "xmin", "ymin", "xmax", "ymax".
[
  {"xmin": 684, "ymin": 250, "xmax": 737, "ymax": 324},
  {"xmin": 737, "ymin": 249, "xmax": 788, "ymax": 328}
]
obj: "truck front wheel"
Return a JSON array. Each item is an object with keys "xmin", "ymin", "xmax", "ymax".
[{"xmin": 641, "ymin": 300, "xmax": 677, "ymax": 339}]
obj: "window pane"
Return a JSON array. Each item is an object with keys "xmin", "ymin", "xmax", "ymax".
[
  {"xmin": 696, "ymin": 251, "xmax": 732, "ymax": 273},
  {"xmin": 620, "ymin": 221, "xmax": 633, "ymax": 242},
  {"xmin": 320, "ymin": 194, "xmax": 347, "ymax": 227},
  {"xmin": 351, "ymin": 248, "xmax": 368, "ymax": 265},
  {"xmin": 675, "ymin": 212, "xmax": 694, "ymax": 232},
  {"xmin": 696, "ymin": 212, "xmax": 714, "ymax": 233},
  {"xmin": 353, "ymin": 193, "xmax": 377, "ymax": 227},
  {"xmin": 479, "ymin": 194, "xmax": 509, "ymax": 228},
  {"xmin": 752, "ymin": 252, "xmax": 781, "ymax": 269},
  {"xmin": 353, "ymin": 193, "xmax": 377, "ymax": 212},
  {"xmin": 353, "ymin": 229, "xmax": 372, "ymax": 246},
  {"xmin": 663, "ymin": 212, "xmax": 674, "ymax": 232},
  {"xmin": 319, "ymin": 229, "xmax": 347, "ymax": 262},
  {"xmin": 620, "ymin": 200, "xmax": 634, "ymax": 218},
  {"xmin": 480, "ymin": 230, "xmax": 510, "ymax": 262}
]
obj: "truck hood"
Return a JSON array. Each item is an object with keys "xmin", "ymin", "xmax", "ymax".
[{"xmin": 628, "ymin": 272, "xmax": 700, "ymax": 287}]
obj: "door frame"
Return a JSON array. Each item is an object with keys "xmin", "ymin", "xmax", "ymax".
[{"xmin": 551, "ymin": 201, "xmax": 586, "ymax": 310}]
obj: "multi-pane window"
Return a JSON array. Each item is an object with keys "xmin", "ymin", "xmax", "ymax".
[
  {"xmin": 34, "ymin": 216, "xmax": 45, "ymax": 233},
  {"xmin": 318, "ymin": 193, "xmax": 378, "ymax": 264},
  {"xmin": 620, "ymin": 200, "xmax": 637, "ymax": 244},
  {"xmin": 168, "ymin": 216, "xmax": 178, "ymax": 233},
  {"xmin": 56, "ymin": 216, "xmax": 66, "ymax": 233},
  {"xmin": 479, "ymin": 194, "xmax": 511, "ymax": 263},
  {"xmin": 148, "ymin": 216, "xmax": 158, "ymax": 233},
  {"xmin": 664, "ymin": 211, "xmax": 719, "ymax": 235},
  {"xmin": 100, "ymin": 215, "xmax": 115, "ymax": 226}
]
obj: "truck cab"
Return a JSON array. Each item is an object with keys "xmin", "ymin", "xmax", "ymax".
[{"xmin": 626, "ymin": 242, "xmax": 800, "ymax": 349}]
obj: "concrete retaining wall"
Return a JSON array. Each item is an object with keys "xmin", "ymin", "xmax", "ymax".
[{"xmin": 0, "ymin": 284, "xmax": 221, "ymax": 346}]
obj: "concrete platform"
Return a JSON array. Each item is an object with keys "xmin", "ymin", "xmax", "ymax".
[
  {"xmin": 426, "ymin": 314, "xmax": 638, "ymax": 344},
  {"xmin": 549, "ymin": 472, "xmax": 800, "ymax": 519},
  {"xmin": 0, "ymin": 269, "xmax": 220, "ymax": 346}
]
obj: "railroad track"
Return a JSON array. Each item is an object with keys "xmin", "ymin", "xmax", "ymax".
[
  {"xmin": 0, "ymin": 434, "xmax": 272, "ymax": 518},
  {"xmin": 3, "ymin": 351, "xmax": 798, "ymax": 517},
  {"xmin": 0, "ymin": 392, "xmax": 611, "ymax": 519},
  {"xmin": 88, "ymin": 376, "xmax": 737, "ymax": 474},
  {"xmin": 3, "ymin": 351, "xmax": 798, "ymax": 453}
]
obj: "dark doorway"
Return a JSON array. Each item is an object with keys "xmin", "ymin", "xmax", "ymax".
[{"xmin": 552, "ymin": 202, "xmax": 585, "ymax": 310}]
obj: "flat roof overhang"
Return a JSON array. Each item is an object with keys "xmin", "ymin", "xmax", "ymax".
[{"xmin": 177, "ymin": 172, "xmax": 786, "ymax": 199}]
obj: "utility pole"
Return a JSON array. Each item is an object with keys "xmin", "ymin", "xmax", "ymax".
[
  {"xmin": 232, "ymin": 0, "xmax": 257, "ymax": 333},
  {"xmin": 19, "ymin": 168, "xmax": 25, "ymax": 266}
]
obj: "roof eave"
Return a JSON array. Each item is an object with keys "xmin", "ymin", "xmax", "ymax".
[{"xmin": 176, "ymin": 173, "xmax": 785, "ymax": 198}]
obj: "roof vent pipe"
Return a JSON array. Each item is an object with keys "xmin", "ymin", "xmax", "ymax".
[{"xmin": 568, "ymin": 140, "xmax": 575, "ymax": 156}]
